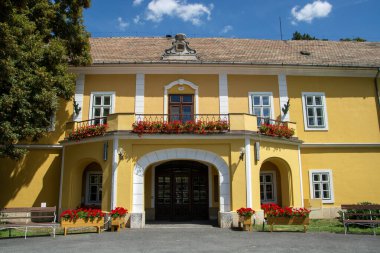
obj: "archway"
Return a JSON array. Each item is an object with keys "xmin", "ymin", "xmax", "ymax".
[
  {"xmin": 259, "ymin": 157, "xmax": 293, "ymax": 207},
  {"xmin": 132, "ymin": 148, "xmax": 230, "ymax": 218},
  {"xmin": 80, "ymin": 162, "xmax": 103, "ymax": 208}
]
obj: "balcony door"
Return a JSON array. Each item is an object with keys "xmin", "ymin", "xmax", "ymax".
[{"xmin": 169, "ymin": 94, "xmax": 194, "ymax": 122}]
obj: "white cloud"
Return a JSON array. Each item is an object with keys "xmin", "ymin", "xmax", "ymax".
[
  {"xmin": 133, "ymin": 15, "xmax": 143, "ymax": 24},
  {"xmin": 221, "ymin": 25, "xmax": 233, "ymax": 34},
  {"xmin": 117, "ymin": 17, "xmax": 129, "ymax": 31},
  {"xmin": 133, "ymin": 0, "xmax": 144, "ymax": 6},
  {"xmin": 291, "ymin": 0, "xmax": 332, "ymax": 24},
  {"xmin": 146, "ymin": 0, "xmax": 213, "ymax": 25}
]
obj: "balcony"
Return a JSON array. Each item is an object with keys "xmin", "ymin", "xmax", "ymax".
[{"xmin": 65, "ymin": 114, "xmax": 297, "ymax": 141}]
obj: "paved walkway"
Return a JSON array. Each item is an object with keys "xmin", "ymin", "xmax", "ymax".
[{"xmin": 0, "ymin": 226, "xmax": 379, "ymax": 253}]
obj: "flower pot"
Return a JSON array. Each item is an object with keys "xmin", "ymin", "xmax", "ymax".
[
  {"xmin": 111, "ymin": 216, "xmax": 126, "ymax": 232},
  {"xmin": 238, "ymin": 216, "xmax": 252, "ymax": 231},
  {"xmin": 61, "ymin": 218, "xmax": 104, "ymax": 236}
]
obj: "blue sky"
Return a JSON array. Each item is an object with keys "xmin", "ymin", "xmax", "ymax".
[{"xmin": 84, "ymin": 0, "xmax": 380, "ymax": 41}]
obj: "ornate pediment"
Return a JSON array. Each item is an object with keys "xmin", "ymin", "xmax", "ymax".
[{"xmin": 162, "ymin": 33, "xmax": 198, "ymax": 61}]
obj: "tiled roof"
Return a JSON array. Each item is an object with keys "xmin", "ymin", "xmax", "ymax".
[{"xmin": 90, "ymin": 37, "xmax": 380, "ymax": 68}]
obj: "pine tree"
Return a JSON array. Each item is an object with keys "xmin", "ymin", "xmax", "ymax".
[
  {"xmin": 292, "ymin": 31, "xmax": 317, "ymax": 40},
  {"xmin": 0, "ymin": 0, "xmax": 91, "ymax": 159}
]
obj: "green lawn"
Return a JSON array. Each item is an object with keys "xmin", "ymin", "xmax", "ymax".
[
  {"xmin": 255, "ymin": 219, "xmax": 380, "ymax": 235},
  {"xmin": 0, "ymin": 226, "xmax": 99, "ymax": 238}
]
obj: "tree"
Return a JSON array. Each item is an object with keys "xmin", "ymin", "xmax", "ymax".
[
  {"xmin": 292, "ymin": 31, "xmax": 318, "ymax": 41},
  {"xmin": 0, "ymin": 0, "xmax": 91, "ymax": 159},
  {"xmin": 340, "ymin": 37, "xmax": 367, "ymax": 42}
]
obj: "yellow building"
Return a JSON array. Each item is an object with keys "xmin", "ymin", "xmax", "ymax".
[{"xmin": 1, "ymin": 34, "xmax": 380, "ymax": 228}]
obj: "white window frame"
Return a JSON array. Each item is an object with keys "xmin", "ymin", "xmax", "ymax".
[
  {"xmin": 260, "ymin": 171, "xmax": 277, "ymax": 204},
  {"xmin": 88, "ymin": 91, "xmax": 116, "ymax": 121},
  {"xmin": 301, "ymin": 92, "xmax": 329, "ymax": 131},
  {"xmin": 248, "ymin": 92, "xmax": 275, "ymax": 121},
  {"xmin": 85, "ymin": 171, "xmax": 103, "ymax": 206},
  {"xmin": 308, "ymin": 169, "xmax": 334, "ymax": 204}
]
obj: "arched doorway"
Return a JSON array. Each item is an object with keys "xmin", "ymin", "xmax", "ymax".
[
  {"xmin": 154, "ymin": 160, "xmax": 209, "ymax": 221},
  {"xmin": 259, "ymin": 158, "xmax": 293, "ymax": 207},
  {"xmin": 81, "ymin": 162, "xmax": 103, "ymax": 208}
]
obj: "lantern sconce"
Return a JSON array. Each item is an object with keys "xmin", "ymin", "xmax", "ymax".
[
  {"xmin": 239, "ymin": 147, "xmax": 245, "ymax": 161},
  {"xmin": 118, "ymin": 147, "xmax": 126, "ymax": 160}
]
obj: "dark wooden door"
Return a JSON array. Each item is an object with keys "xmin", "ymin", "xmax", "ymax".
[{"xmin": 155, "ymin": 161, "xmax": 209, "ymax": 221}]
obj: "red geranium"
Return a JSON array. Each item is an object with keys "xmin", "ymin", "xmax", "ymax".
[
  {"xmin": 261, "ymin": 203, "xmax": 311, "ymax": 218},
  {"xmin": 110, "ymin": 207, "xmax": 128, "ymax": 219},
  {"xmin": 60, "ymin": 208, "xmax": 105, "ymax": 221},
  {"xmin": 237, "ymin": 207, "xmax": 255, "ymax": 218}
]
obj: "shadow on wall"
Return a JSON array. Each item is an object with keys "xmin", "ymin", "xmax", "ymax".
[{"xmin": 0, "ymin": 150, "xmax": 61, "ymax": 208}]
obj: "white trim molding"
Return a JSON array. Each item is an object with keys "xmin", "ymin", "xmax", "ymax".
[
  {"xmin": 111, "ymin": 137, "xmax": 119, "ymax": 209},
  {"xmin": 302, "ymin": 143, "xmax": 380, "ymax": 148},
  {"xmin": 278, "ymin": 74, "xmax": 290, "ymax": 121},
  {"xmin": 135, "ymin": 74, "xmax": 145, "ymax": 115},
  {"xmin": 219, "ymin": 73, "xmax": 229, "ymax": 116},
  {"xmin": 248, "ymin": 92, "xmax": 275, "ymax": 120},
  {"xmin": 164, "ymin": 79, "xmax": 199, "ymax": 118},
  {"xmin": 308, "ymin": 169, "xmax": 335, "ymax": 204},
  {"xmin": 88, "ymin": 91, "xmax": 116, "ymax": 120},
  {"xmin": 73, "ymin": 74, "xmax": 85, "ymax": 121},
  {"xmin": 132, "ymin": 148, "xmax": 231, "ymax": 214},
  {"xmin": 301, "ymin": 92, "xmax": 329, "ymax": 131},
  {"xmin": 298, "ymin": 146, "xmax": 304, "ymax": 207},
  {"xmin": 245, "ymin": 136, "xmax": 252, "ymax": 208}
]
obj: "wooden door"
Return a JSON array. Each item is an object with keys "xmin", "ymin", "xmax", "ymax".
[{"xmin": 155, "ymin": 161, "xmax": 209, "ymax": 221}]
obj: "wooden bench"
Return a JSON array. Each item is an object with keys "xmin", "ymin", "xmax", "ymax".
[
  {"xmin": 0, "ymin": 207, "xmax": 59, "ymax": 239},
  {"xmin": 341, "ymin": 204, "xmax": 380, "ymax": 235}
]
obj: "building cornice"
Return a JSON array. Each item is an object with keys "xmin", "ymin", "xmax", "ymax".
[
  {"xmin": 301, "ymin": 143, "xmax": 380, "ymax": 148},
  {"xmin": 69, "ymin": 64, "xmax": 378, "ymax": 78}
]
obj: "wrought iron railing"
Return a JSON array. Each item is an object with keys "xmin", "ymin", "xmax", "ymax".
[
  {"xmin": 133, "ymin": 114, "xmax": 230, "ymax": 134},
  {"xmin": 256, "ymin": 116, "xmax": 286, "ymax": 127},
  {"xmin": 73, "ymin": 117, "xmax": 107, "ymax": 130}
]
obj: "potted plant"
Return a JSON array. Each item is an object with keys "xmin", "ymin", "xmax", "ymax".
[
  {"xmin": 60, "ymin": 208, "xmax": 105, "ymax": 236},
  {"xmin": 237, "ymin": 207, "xmax": 255, "ymax": 231},
  {"xmin": 261, "ymin": 204, "xmax": 311, "ymax": 232},
  {"xmin": 110, "ymin": 207, "xmax": 128, "ymax": 232}
]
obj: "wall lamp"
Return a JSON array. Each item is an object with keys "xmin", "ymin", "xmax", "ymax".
[
  {"xmin": 118, "ymin": 147, "xmax": 126, "ymax": 160},
  {"xmin": 239, "ymin": 147, "xmax": 245, "ymax": 161}
]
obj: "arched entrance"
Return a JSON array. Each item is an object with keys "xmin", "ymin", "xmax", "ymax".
[
  {"xmin": 80, "ymin": 162, "xmax": 103, "ymax": 208},
  {"xmin": 155, "ymin": 161, "xmax": 209, "ymax": 221},
  {"xmin": 132, "ymin": 148, "xmax": 230, "ymax": 228},
  {"xmin": 259, "ymin": 157, "xmax": 293, "ymax": 207}
]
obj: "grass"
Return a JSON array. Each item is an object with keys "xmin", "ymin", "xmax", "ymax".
[
  {"xmin": 0, "ymin": 226, "xmax": 100, "ymax": 239},
  {"xmin": 255, "ymin": 219, "xmax": 380, "ymax": 235}
]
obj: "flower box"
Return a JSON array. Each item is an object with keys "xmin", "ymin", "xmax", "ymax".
[
  {"xmin": 110, "ymin": 207, "xmax": 128, "ymax": 232},
  {"xmin": 111, "ymin": 217, "xmax": 126, "ymax": 232},
  {"xmin": 266, "ymin": 217, "xmax": 309, "ymax": 232},
  {"xmin": 238, "ymin": 216, "xmax": 252, "ymax": 231},
  {"xmin": 61, "ymin": 218, "xmax": 104, "ymax": 236}
]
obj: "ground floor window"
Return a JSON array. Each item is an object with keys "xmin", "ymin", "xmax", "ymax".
[
  {"xmin": 260, "ymin": 172, "xmax": 276, "ymax": 203},
  {"xmin": 86, "ymin": 172, "xmax": 103, "ymax": 206},
  {"xmin": 309, "ymin": 169, "xmax": 334, "ymax": 203}
]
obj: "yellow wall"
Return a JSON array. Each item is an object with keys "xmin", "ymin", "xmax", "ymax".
[
  {"xmin": 228, "ymin": 75, "xmax": 280, "ymax": 117},
  {"xmin": 82, "ymin": 74, "xmax": 136, "ymax": 120},
  {"xmin": 251, "ymin": 141, "xmax": 302, "ymax": 210},
  {"xmin": 301, "ymin": 147, "xmax": 380, "ymax": 206},
  {"xmin": 61, "ymin": 141, "xmax": 113, "ymax": 211},
  {"xmin": 0, "ymin": 150, "xmax": 61, "ymax": 208},
  {"xmin": 287, "ymin": 76, "xmax": 380, "ymax": 143},
  {"xmin": 144, "ymin": 74, "xmax": 219, "ymax": 114}
]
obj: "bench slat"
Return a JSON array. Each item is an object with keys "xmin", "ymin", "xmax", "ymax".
[
  {"xmin": 1, "ymin": 207, "xmax": 56, "ymax": 213},
  {"xmin": 341, "ymin": 205, "xmax": 380, "ymax": 210},
  {"xmin": 344, "ymin": 219, "xmax": 380, "ymax": 224}
]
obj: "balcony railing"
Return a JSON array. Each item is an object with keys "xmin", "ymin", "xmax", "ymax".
[
  {"xmin": 65, "ymin": 113, "xmax": 297, "ymax": 140},
  {"xmin": 133, "ymin": 114, "xmax": 230, "ymax": 134}
]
